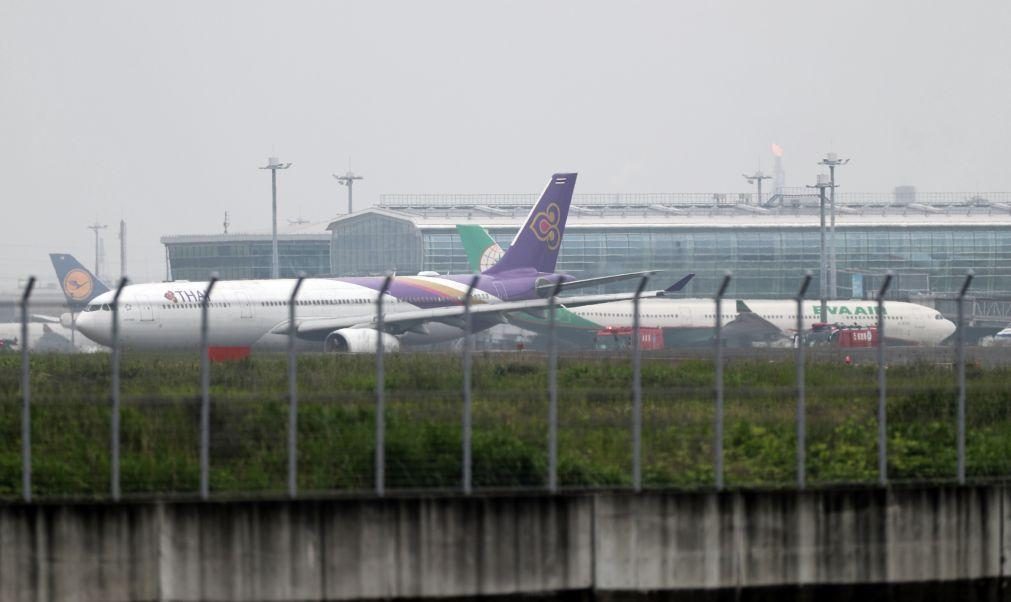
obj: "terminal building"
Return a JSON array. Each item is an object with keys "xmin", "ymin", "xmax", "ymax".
[
  {"xmin": 162, "ymin": 190, "xmax": 1011, "ymax": 299},
  {"xmin": 161, "ymin": 233, "xmax": 331, "ymax": 281},
  {"xmin": 329, "ymin": 190, "xmax": 1011, "ymax": 298}
]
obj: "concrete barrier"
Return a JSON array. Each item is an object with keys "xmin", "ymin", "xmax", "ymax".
[
  {"xmin": 594, "ymin": 487, "xmax": 1003, "ymax": 592},
  {"xmin": 0, "ymin": 486, "xmax": 1006, "ymax": 601}
]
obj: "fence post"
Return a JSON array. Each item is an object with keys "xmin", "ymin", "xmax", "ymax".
[
  {"xmin": 375, "ymin": 274, "xmax": 394, "ymax": 497},
  {"xmin": 462, "ymin": 275, "xmax": 480, "ymax": 494},
  {"xmin": 287, "ymin": 274, "xmax": 306, "ymax": 499},
  {"xmin": 794, "ymin": 272, "xmax": 812, "ymax": 489},
  {"xmin": 714, "ymin": 272, "xmax": 732, "ymax": 491},
  {"xmin": 876, "ymin": 271, "xmax": 893, "ymax": 487},
  {"xmin": 631, "ymin": 275, "xmax": 650, "ymax": 492},
  {"xmin": 199, "ymin": 274, "xmax": 219, "ymax": 500},
  {"xmin": 547, "ymin": 280, "xmax": 564, "ymax": 493},
  {"xmin": 110, "ymin": 277, "xmax": 128, "ymax": 501},
  {"xmin": 20, "ymin": 276, "xmax": 35, "ymax": 503},
  {"xmin": 956, "ymin": 271, "xmax": 974, "ymax": 484}
]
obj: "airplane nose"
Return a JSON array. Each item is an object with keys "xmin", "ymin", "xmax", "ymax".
[
  {"xmin": 939, "ymin": 318, "xmax": 957, "ymax": 344},
  {"xmin": 76, "ymin": 311, "xmax": 109, "ymax": 346}
]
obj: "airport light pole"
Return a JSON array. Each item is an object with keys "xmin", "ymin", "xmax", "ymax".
[
  {"xmin": 87, "ymin": 222, "xmax": 107, "ymax": 279},
  {"xmin": 333, "ymin": 170, "xmax": 363, "ymax": 214},
  {"xmin": 819, "ymin": 153, "xmax": 849, "ymax": 298},
  {"xmin": 260, "ymin": 157, "xmax": 292, "ymax": 279},
  {"xmin": 807, "ymin": 175, "xmax": 833, "ymax": 322},
  {"xmin": 742, "ymin": 171, "xmax": 772, "ymax": 206}
]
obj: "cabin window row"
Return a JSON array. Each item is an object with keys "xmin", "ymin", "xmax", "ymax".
[{"xmin": 256, "ymin": 294, "xmax": 491, "ymax": 307}]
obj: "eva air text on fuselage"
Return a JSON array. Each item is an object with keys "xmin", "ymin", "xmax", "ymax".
[{"xmin": 813, "ymin": 305, "xmax": 884, "ymax": 317}]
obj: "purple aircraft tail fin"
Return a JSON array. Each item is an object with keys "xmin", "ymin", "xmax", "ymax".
[{"xmin": 484, "ymin": 173, "xmax": 576, "ymax": 275}]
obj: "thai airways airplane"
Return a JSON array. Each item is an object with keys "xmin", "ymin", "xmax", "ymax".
[
  {"xmin": 456, "ymin": 225, "xmax": 957, "ymax": 346},
  {"xmin": 73, "ymin": 173, "xmax": 678, "ymax": 352}
]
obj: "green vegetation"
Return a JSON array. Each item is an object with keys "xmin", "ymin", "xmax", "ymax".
[{"xmin": 1, "ymin": 353, "xmax": 1009, "ymax": 498}]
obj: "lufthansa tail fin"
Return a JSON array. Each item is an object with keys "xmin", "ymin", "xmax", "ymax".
[
  {"xmin": 49, "ymin": 253, "xmax": 110, "ymax": 309},
  {"xmin": 483, "ymin": 173, "xmax": 576, "ymax": 275}
]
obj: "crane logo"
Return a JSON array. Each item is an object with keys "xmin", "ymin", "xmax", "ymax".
[
  {"xmin": 62, "ymin": 268, "xmax": 94, "ymax": 302},
  {"xmin": 529, "ymin": 202, "xmax": 562, "ymax": 250}
]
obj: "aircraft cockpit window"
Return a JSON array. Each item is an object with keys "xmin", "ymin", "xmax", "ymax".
[{"xmin": 935, "ymin": 314, "xmax": 945, "ymax": 320}]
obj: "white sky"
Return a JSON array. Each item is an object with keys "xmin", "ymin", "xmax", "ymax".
[{"xmin": 2, "ymin": 0, "xmax": 1009, "ymax": 288}]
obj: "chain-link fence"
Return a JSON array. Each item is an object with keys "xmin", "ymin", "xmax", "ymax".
[{"xmin": 3, "ymin": 271, "xmax": 1009, "ymax": 502}]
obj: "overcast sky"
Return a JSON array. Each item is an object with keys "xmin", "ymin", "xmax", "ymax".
[{"xmin": 2, "ymin": 0, "xmax": 1009, "ymax": 289}]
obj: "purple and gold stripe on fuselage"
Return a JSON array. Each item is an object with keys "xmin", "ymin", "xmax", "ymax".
[{"xmin": 340, "ymin": 276, "xmax": 493, "ymax": 308}]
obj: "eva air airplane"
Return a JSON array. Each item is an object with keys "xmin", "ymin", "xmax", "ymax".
[{"xmin": 456, "ymin": 225, "xmax": 957, "ymax": 347}]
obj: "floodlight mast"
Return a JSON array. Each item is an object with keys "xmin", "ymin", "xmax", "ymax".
[
  {"xmin": 819, "ymin": 153, "xmax": 849, "ymax": 298},
  {"xmin": 259, "ymin": 157, "xmax": 292, "ymax": 279},
  {"xmin": 87, "ymin": 222, "xmax": 108, "ymax": 279},
  {"xmin": 807, "ymin": 174, "xmax": 835, "ymax": 322},
  {"xmin": 333, "ymin": 171, "xmax": 364, "ymax": 214},
  {"xmin": 742, "ymin": 171, "xmax": 772, "ymax": 206}
]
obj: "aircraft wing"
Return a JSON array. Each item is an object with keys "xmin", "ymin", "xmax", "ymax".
[
  {"xmin": 535, "ymin": 271, "xmax": 694, "ymax": 295},
  {"xmin": 536, "ymin": 271, "xmax": 657, "ymax": 294},
  {"xmin": 273, "ymin": 288, "xmax": 678, "ymax": 336},
  {"xmin": 721, "ymin": 300, "xmax": 787, "ymax": 342},
  {"xmin": 31, "ymin": 314, "xmax": 62, "ymax": 324}
]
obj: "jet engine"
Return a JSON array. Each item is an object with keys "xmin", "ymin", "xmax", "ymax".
[{"xmin": 324, "ymin": 329, "xmax": 400, "ymax": 353}]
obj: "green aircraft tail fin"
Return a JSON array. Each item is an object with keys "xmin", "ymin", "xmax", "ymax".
[{"xmin": 456, "ymin": 224, "xmax": 506, "ymax": 273}]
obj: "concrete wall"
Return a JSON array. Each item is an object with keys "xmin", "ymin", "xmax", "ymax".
[
  {"xmin": 594, "ymin": 487, "xmax": 1004, "ymax": 592},
  {"xmin": 0, "ymin": 486, "xmax": 1006, "ymax": 601}
]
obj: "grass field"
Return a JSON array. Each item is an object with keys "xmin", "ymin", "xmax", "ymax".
[{"xmin": 1, "ymin": 352, "xmax": 1009, "ymax": 498}]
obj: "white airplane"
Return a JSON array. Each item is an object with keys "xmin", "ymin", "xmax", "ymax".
[
  {"xmin": 73, "ymin": 173, "xmax": 680, "ymax": 353},
  {"xmin": 981, "ymin": 327, "xmax": 1011, "ymax": 347},
  {"xmin": 457, "ymin": 224, "xmax": 957, "ymax": 347},
  {"xmin": 573, "ymin": 297, "xmax": 956, "ymax": 346}
]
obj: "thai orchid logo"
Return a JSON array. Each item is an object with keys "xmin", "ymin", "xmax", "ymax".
[
  {"xmin": 528, "ymin": 202, "xmax": 562, "ymax": 250},
  {"xmin": 164, "ymin": 291, "xmax": 178, "ymax": 303}
]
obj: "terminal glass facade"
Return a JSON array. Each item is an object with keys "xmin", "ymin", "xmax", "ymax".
[
  {"xmin": 330, "ymin": 214, "xmax": 424, "ymax": 276},
  {"xmin": 166, "ymin": 238, "xmax": 331, "ymax": 281},
  {"xmin": 419, "ymin": 226, "xmax": 1011, "ymax": 298}
]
